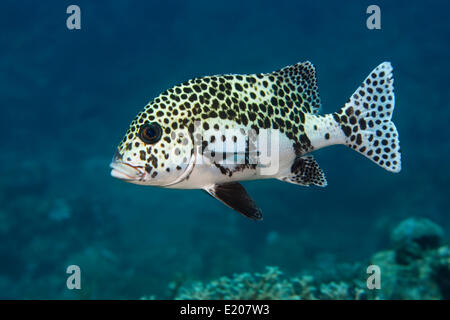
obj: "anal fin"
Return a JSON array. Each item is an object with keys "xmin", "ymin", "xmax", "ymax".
[
  {"xmin": 204, "ymin": 182, "xmax": 263, "ymax": 220},
  {"xmin": 278, "ymin": 155, "xmax": 327, "ymax": 187}
]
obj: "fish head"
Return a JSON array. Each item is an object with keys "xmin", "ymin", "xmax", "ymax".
[{"xmin": 110, "ymin": 103, "xmax": 195, "ymax": 187}]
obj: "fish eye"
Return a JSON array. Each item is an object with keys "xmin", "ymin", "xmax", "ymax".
[{"xmin": 139, "ymin": 122, "xmax": 162, "ymax": 144}]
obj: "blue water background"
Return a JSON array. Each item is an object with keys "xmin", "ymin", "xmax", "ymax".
[{"xmin": 0, "ymin": 0, "xmax": 449, "ymax": 298}]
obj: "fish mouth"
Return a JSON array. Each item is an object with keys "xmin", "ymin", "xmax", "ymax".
[{"xmin": 110, "ymin": 161, "xmax": 144, "ymax": 181}]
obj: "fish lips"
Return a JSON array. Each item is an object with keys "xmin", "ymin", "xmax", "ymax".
[{"xmin": 110, "ymin": 161, "xmax": 144, "ymax": 182}]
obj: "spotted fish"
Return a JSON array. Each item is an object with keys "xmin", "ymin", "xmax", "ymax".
[{"xmin": 110, "ymin": 61, "xmax": 401, "ymax": 220}]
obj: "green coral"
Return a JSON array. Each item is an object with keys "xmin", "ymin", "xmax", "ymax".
[
  {"xmin": 369, "ymin": 217, "xmax": 447, "ymax": 299},
  {"xmin": 175, "ymin": 267, "xmax": 296, "ymax": 300},
  {"xmin": 143, "ymin": 218, "xmax": 450, "ymax": 300},
  {"xmin": 169, "ymin": 266, "xmax": 369, "ymax": 300},
  {"xmin": 391, "ymin": 217, "xmax": 444, "ymax": 265}
]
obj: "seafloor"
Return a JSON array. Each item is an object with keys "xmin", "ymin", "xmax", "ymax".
[{"xmin": 0, "ymin": 1, "xmax": 449, "ymax": 299}]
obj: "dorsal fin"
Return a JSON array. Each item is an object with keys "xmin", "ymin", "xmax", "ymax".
[
  {"xmin": 278, "ymin": 155, "xmax": 327, "ymax": 187},
  {"xmin": 271, "ymin": 61, "xmax": 321, "ymax": 114}
]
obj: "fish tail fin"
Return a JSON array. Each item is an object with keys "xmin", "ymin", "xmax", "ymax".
[{"xmin": 333, "ymin": 62, "xmax": 401, "ymax": 173}]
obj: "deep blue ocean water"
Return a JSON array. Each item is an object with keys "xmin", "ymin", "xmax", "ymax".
[{"xmin": 0, "ymin": 0, "xmax": 449, "ymax": 299}]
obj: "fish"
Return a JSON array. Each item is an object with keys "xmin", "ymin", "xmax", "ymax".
[{"xmin": 110, "ymin": 61, "xmax": 401, "ymax": 220}]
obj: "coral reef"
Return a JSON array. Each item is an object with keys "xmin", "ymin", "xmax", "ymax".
[
  {"xmin": 160, "ymin": 266, "xmax": 366, "ymax": 300},
  {"xmin": 391, "ymin": 217, "xmax": 444, "ymax": 265},
  {"xmin": 145, "ymin": 218, "xmax": 449, "ymax": 300},
  {"xmin": 371, "ymin": 217, "xmax": 447, "ymax": 299}
]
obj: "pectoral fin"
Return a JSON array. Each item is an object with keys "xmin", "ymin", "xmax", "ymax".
[{"xmin": 204, "ymin": 182, "xmax": 263, "ymax": 220}]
